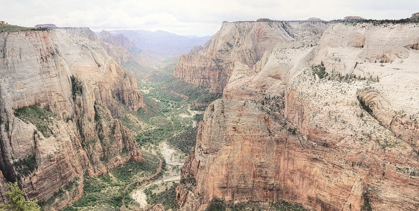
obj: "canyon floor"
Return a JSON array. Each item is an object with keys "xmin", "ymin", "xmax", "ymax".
[{"xmin": 61, "ymin": 59, "xmax": 217, "ymax": 211}]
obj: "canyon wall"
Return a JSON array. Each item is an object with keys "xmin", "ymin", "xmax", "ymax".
[
  {"xmin": 174, "ymin": 21, "xmax": 328, "ymax": 93},
  {"xmin": 0, "ymin": 27, "xmax": 144, "ymax": 209},
  {"xmin": 177, "ymin": 21, "xmax": 419, "ymax": 211}
]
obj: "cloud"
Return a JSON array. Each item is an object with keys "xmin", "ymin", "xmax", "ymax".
[{"xmin": 0, "ymin": 0, "xmax": 418, "ymax": 36}]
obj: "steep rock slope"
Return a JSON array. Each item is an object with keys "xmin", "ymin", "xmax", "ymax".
[
  {"xmin": 98, "ymin": 30, "xmax": 141, "ymax": 64},
  {"xmin": 174, "ymin": 21, "xmax": 328, "ymax": 93},
  {"xmin": 0, "ymin": 27, "xmax": 144, "ymax": 209},
  {"xmin": 177, "ymin": 22, "xmax": 419, "ymax": 211}
]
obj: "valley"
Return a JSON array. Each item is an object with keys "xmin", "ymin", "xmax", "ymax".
[
  {"xmin": 61, "ymin": 56, "xmax": 218, "ymax": 210},
  {"xmin": 1, "ymin": 13, "xmax": 419, "ymax": 211}
]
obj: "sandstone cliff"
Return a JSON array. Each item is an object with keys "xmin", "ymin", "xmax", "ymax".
[
  {"xmin": 177, "ymin": 22, "xmax": 419, "ymax": 211},
  {"xmin": 174, "ymin": 21, "xmax": 328, "ymax": 93},
  {"xmin": 0, "ymin": 27, "xmax": 144, "ymax": 209}
]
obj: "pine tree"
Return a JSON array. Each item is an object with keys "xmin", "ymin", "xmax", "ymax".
[{"xmin": 0, "ymin": 182, "xmax": 40, "ymax": 211}]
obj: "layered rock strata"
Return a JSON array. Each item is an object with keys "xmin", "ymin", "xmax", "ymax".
[
  {"xmin": 177, "ymin": 21, "xmax": 419, "ymax": 211},
  {"xmin": 0, "ymin": 27, "xmax": 144, "ymax": 209},
  {"xmin": 174, "ymin": 21, "xmax": 328, "ymax": 93}
]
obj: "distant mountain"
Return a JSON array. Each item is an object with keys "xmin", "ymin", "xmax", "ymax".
[{"xmin": 110, "ymin": 30, "xmax": 210, "ymax": 56}]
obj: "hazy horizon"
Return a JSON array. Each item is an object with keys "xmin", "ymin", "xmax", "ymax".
[{"xmin": 1, "ymin": 0, "xmax": 419, "ymax": 36}]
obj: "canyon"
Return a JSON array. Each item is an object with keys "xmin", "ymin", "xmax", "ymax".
[
  {"xmin": 175, "ymin": 20, "xmax": 419, "ymax": 210},
  {"xmin": 0, "ymin": 26, "xmax": 144, "ymax": 210},
  {"xmin": 0, "ymin": 15, "xmax": 419, "ymax": 211}
]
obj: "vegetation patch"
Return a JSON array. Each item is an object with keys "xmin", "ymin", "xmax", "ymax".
[
  {"xmin": 206, "ymin": 198, "xmax": 309, "ymax": 211},
  {"xmin": 14, "ymin": 105, "xmax": 55, "ymax": 138},
  {"xmin": 271, "ymin": 200, "xmax": 308, "ymax": 211},
  {"xmin": 361, "ymin": 190, "xmax": 372, "ymax": 211},
  {"xmin": 145, "ymin": 183, "xmax": 178, "ymax": 210},
  {"xmin": 206, "ymin": 198, "xmax": 227, "ymax": 211},
  {"xmin": 64, "ymin": 152, "xmax": 160, "ymax": 210},
  {"xmin": 312, "ymin": 62, "xmax": 327, "ymax": 79},
  {"xmin": 0, "ymin": 182, "xmax": 40, "ymax": 211},
  {"xmin": 70, "ymin": 76, "xmax": 83, "ymax": 100},
  {"xmin": 180, "ymin": 176, "xmax": 197, "ymax": 186},
  {"xmin": 167, "ymin": 127, "xmax": 198, "ymax": 153},
  {"xmin": 136, "ymin": 124, "xmax": 188, "ymax": 146},
  {"xmin": 0, "ymin": 23, "xmax": 43, "ymax": 33},
  {"xmin": 13, "ymin": 154, "xmax": 37, "ymax": 176},
  {"xmin": 336, "ymin": 17, "xmax": 419, "ymax": 25}
]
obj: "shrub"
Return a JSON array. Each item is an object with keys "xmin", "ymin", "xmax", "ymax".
[
  {"xmin": 14, "ymin": 105, "xmax": 55, "ymax": 138},
  {"xmin": 70, "ymin": 76, "xmax": 83, "ymax": 100},
  {"xmin": 206, "ymin": 198, "xmax": 226, "ymax": 211},
  {"xmin": 180, "ymin": 176, "xmax": 196, "ymax": 186},
  {"xmin": 13, "ymin": 154, "xmax": 37, "ymax": 176},
  {"xmin": 0, "ymin": 182, "xmax": 40, "ymax": 211},
  {"xmin": 361, "ymin": 191, "xmax": 372, "ymax": 211},
  {"xmin": 312, "ymin": 62, "xmax": 327, "ymax": 79}
]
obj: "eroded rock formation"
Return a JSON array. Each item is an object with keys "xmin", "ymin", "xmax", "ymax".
[
  {"xmin": 0, "ymin": 27, "xmax": 144, "ymax": 209},
  {"xmin": 174, "ymin": 21, "xmax": 328, "ymax": 93},
  {"xmin": 177, "ymin": 21, "xmax": 419, "ymax": 211}
]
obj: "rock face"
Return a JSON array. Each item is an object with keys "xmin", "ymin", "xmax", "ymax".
[
  {"xmin": 412, "ymin": 13, "xmax": 419, "ymax": 18},
  {"xmin": 177, "ymin": 21, "xmax": 419, "ymax": 211},
  {"xmin": 0, "ymin": 27, "xmax": 144, "ymax": 209},
  {"xmin": 174, "ymin": 21, "xmax": 328, "ymax": 93}
]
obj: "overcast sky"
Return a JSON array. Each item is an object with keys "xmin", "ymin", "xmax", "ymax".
[{"xmin": 1, "ymin": 0, "xmax": 418, "ymax": 36}]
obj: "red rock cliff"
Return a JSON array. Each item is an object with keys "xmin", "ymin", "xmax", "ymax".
[
  {"xmin": 177, "ymin": 22, "xmax": 419, "ymax": 211},
  {"xmin": 0, "ymin": 27, "xmax": 144, "ymax": 210}
]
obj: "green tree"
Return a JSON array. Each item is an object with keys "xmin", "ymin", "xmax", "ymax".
[{"xmin": 0, "ymin": 182, "xmax": 40, "ymax": 211}]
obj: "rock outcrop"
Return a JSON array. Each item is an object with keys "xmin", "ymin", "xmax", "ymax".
[
  {"xmin": 174, "ymin": 21, "xmax": 328, "ymax": 93},
  {"xmin": 177, "ymin": 21, "xmax": 419, "ymax": 211},
  {"xmin": 0, "ymin": 27, "xmax": 144, "ymax": 209},
  {"xmin": 412, "ymin": 12, "xmax": 419, "ymax": 18}
]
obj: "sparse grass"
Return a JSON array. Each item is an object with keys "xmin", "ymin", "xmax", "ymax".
[{"xmin": 14, "ymin": 105, "xmax": 55, "ymax": 138}]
